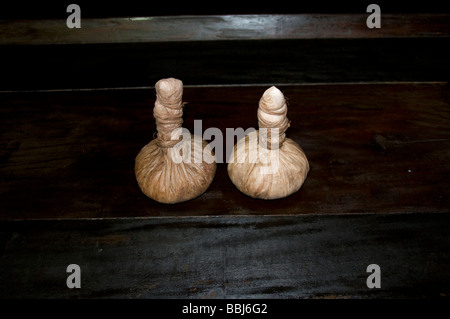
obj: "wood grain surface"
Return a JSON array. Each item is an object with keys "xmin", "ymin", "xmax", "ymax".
[
  {"xmin": 1, "ymin": 9, "xmax": 449, "ymax": 301},
  {"xmin": 2, "ymin": 37, "xmax": 449, "ymax": 91},
  {"xmin": 1, "ymin": 83, "xmax": 449, "ymax": 219},
  {"xmin": 2, "ymin": 14, "xmax": 449, "ymax": 45},
  {"xmin": 2, "ymin": 1, "xmax": 448, "ymax": 20},
  {"xmin": 1, "ymin": 213, "xmax": 449, "ymax": 298}
]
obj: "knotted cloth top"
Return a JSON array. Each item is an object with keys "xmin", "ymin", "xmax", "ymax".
[
  {"xmin": 257, "ymin": 86, "xmax": 291, "ymax": 150},
  {"xmin": 153, "ymin": 78, "xmax": 185, "ymax": 148}
]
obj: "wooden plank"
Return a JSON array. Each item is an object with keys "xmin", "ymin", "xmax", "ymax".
[
  {"xmin": 0, "ymin": 83, "xmax": 449, "ymax": 219},
  {"xmin": 0, "ymin": 213, "xmax": 449, "ymax": 298},
  {"xmin": 2, "ymin": 37, "xmax": 450, "ymax": 91},
  {"xmin": 2, "ymin": 1, "xmax": 447, "ymax": 20},
  {"xmin": 1, "ymin": 14, "xmax": 449, "ymax": 45}
]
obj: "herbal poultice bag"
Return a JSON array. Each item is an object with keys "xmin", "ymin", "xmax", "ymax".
[
  {"xmin": 135, "ymin": 78, "xmax": 216, "ymax": 204},
  {"xmin": 227, "ymin": 86, "xmax": 309, "ymax": 199}
]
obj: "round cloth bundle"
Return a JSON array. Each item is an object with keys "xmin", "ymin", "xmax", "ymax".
[
  {"xmin": 227, "ymin": 86, "xmax": 309, "ymax": 199},
  {"xmin": 135, "ymin": 78, "xmax": 216, "ymax": 204}
]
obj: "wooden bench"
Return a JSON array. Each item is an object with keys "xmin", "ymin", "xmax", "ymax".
[{"xmin": 1, "ymin": 7, "xmax": 449, "ymax": 299}]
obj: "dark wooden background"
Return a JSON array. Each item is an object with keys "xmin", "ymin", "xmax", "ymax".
[
  {"xmin": 2, "ymin": 0, "xmax": 449, "ymax": 20},
  {"xmin": 1, "ymin": 83, "xmax": 449, "ymax": 219},
  {"xmin": 1, "ymin": 2, "xmax": 450, "ymax": 301}
]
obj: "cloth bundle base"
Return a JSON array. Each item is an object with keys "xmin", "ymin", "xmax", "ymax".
[
  {"xmin": 135, "ymin": 78, "xmax": 216, "ymax": 204},
  {"xmin": 227, "ymin": 86, "xmax": 309, "ymax": 200},
  {"xmin": 135, "ymin": 135, "xmax": 216, "ymax": 204}
]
